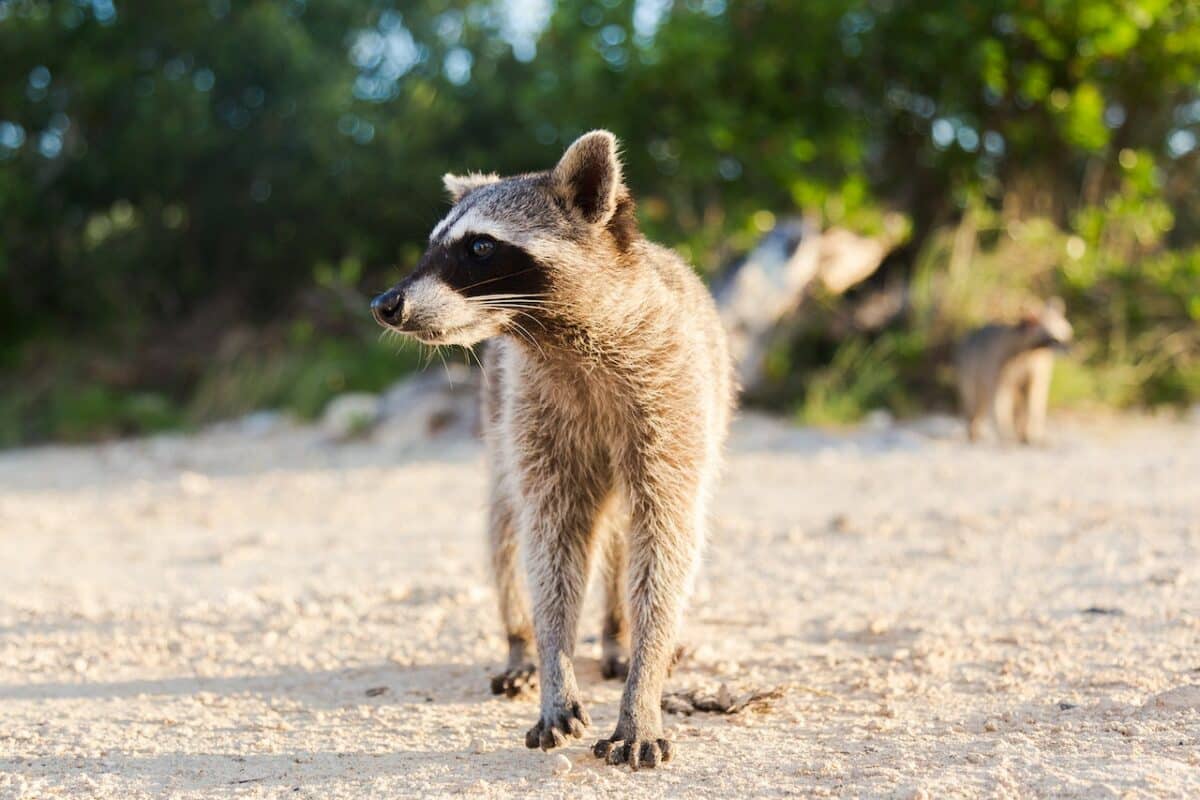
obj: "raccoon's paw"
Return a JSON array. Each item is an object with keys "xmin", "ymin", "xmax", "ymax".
[
  {"xmin": 669, "ymin": 643, "xmax": 691, "ymax": 675},
  {"xmin": 602, "ymin": 643, "xmax": 688, "ymax": 681},
  {"xmin": 490, "ymin": 663, "xmax": 536, "ymax": 698},
  {"xmin": 593, "ymin": 736, "xmax": 673, "ymax": 770},
  {"xmin": 524, "ymin": 701, "xmax": 590, "ymax": 751},
  {"xmin": 600, "ymin": 651, "xmax": 629, "ymax": 681}
]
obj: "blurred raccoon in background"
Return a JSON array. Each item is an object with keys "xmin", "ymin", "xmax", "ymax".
[{"xmin": 956, "ymin": 298, "xmax": 1073, "ymax": 444}]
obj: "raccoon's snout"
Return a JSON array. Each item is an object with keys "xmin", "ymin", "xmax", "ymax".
[{"xmin": 370, "ymin": 287, "xmax": 405, "ymax": 326}]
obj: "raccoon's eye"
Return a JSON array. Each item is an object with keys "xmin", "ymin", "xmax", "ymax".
[{"xmin": 469, "ymin": 236, "xmax": 496, "ymax": 260}]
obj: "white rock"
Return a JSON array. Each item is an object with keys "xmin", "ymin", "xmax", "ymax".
[
  {"xmin": 320, "ymin": 393, "xmax": 381, "ymax": 440},
  {"xmin": 375, "ymin": 368, "xmax": 481, "ymax": 447},
  {"xmin": 237, "ymin": 410, "xmax": 288, "ymax": 437},
  {"xmin": 864, "ymin": 409, "xmax": 894, "ymax": 430},
  {"xmin": 178, "ymin": 471, "xmax": 212, "ymax": 495},
  {"xmin": 551, "ymin": 753, "xmax": 572, "ymax": 775}
]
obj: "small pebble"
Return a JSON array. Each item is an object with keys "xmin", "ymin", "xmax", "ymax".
[{"xmin": 552, "ymin": 753, "xmax": 572, "ymax": 775}]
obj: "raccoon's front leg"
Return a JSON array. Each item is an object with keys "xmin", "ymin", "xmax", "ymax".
[
  {"xmin": 1020, "ymin": 355, "xmax": 1053, "ymax": 445},
  {"xmin": 521, "ymin": 474, "xmax": 609, "ymax": 751},
  {"xmin": 594, "ymin": 476, "xmax": 701, "ymax": 769},
  {"xmin": 487, "ymin": 495, "xmax": 537, "ymax": 697}
]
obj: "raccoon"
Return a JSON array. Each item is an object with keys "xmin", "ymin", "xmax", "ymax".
[
  {"xmin": 371, "ymin": 131, "xmax": 734, "ymax": 769},
  {"xmin": 956, "ymin": 298, "xmax": 1073, "ymax": 444}
]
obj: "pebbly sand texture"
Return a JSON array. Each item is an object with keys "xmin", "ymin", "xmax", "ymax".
[{"xmin": 1, "ymin": 411, "xmax": 1199, "ymax": 799}]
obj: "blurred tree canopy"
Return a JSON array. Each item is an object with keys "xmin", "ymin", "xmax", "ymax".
[{"xmin": 1, "ymin": 0, "xmax": 1198, "ymax": 440}]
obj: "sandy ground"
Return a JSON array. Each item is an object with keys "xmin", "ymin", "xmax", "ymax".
[{"xmin": 1, "ymin": 410, "xmax": 1199, "ymax": 799}]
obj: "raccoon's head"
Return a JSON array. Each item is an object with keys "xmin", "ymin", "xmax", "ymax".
[
  {"xmin": 1022, "ymin": 297, "xmax": 1074, "ymax": 350},
  {"xmin": 370, "ymin": 130, "xmax": 634, "ymax": 346}
]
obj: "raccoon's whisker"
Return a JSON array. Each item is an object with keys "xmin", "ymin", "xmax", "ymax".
[
  {"xmin": 462, "ymin": 344, "xmax": 487, "ymax": 382},
  {"xmin": 436, "ymin": 347, "xmax": 454, "ymax": 387},
  {"xmin": 510, "ymin": 309, "xmax": 548, "ymax": 331},
  {"xmin": 464, "ymin": 292, "xmax": 551, "ymax": 300},
  {"xmin": 506, "ymin": 316, "xmax": 547, "ymax": 359},
  {"xmin": 467, "ymin": 299, "xmax": 562, "ymax": 313},
  {"xmin": 468, "ymin": 297, "xmax": 562, "ymax": 307},
  {"xmin": 378, "ymin": 327, "xmax": 411, "ymax": 353},
  {"xmin": 510, "ymin": 314, "xmax": 550, "ymax": 348},
  {"xmin": 467, "ymin": 296, "xmax": 554, "ymax": 305},
  {"xmin": 486, "ymin": 307, "xmax": 549, "ymax": 331},
  {"xmin": 465, "ymin": 292, "xmax": 559, "ymax": 302},
  {"xmin": 456, "ymin": 266, "xmax": 541, "ymax": 293},
  {"xmin": 466, "ymin": 297, "xmax": 565, "ymax": 310},
  {"xmin": 472, "ymin": 304, "xmax": 555, "ymax": 315}
]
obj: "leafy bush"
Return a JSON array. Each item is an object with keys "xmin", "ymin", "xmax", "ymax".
[{"xmin": 1, "ymin": 1, "xmax": 1198, "ymax": 441}]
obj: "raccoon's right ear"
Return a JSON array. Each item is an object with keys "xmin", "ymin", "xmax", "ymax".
[
  {"xmin": 442, "ymin": 172, "xmax": 500, "ymax": 203},
  {"xmin": 553, "ymin": 130, "xmax": 623, "ymax": 225}
]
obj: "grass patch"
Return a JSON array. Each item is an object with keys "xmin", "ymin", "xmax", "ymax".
[
  {"xmin": 188, "ymin": 335, "xmax": 422, "ymax": 423},
  {"xmin": 0, "ymin": 332, "xmax": 422, "ymax": 447},
  {"xmin": 795, "ymin": 337, "xmax": 908, "ymax": 427}
]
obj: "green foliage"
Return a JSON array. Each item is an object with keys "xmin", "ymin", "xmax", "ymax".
[
  {"xmin": 0, "ymin": 383, "xmax": 181, "ymax": 445},
  {"xmin": 0, "ymin": 332, "xmax": 418, "ymax": 445},
  {"xmin": 1, "ymin": 0, "xmax": 1198, "ymax": 441},
  {"xmin": 795, "ymin": 337, "xmax": 907, "ymax": 427},
  {"xmin": 188, "ymin": 333, "xmax": 421, "ymax": 422}
]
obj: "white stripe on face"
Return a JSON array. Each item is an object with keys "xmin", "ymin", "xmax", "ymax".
[
  {"xmin": 435, "ymin": 206, "xmax": 525, "ymax": 248},
  {"xmin": 428, "ymin": 205, "xmax": 464, "ymax": 242},
  {"xmin": 424, "ymin": 192, "xmax": 567, "ymax": 277}
]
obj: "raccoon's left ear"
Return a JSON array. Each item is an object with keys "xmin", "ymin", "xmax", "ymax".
[
  {"xmin": 443, "ymin": 172, "xmax": 500, "ymax": 203},
  {"xmin": 553, "ymin": 130, "xmax": 624, "ymax": 225}
]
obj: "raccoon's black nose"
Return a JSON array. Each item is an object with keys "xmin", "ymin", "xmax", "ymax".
[{"xmin": 371, "ymin": 288, "xmax": 404, "ymax": 325}]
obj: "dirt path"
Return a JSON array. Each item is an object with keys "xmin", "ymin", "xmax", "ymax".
[{"xmin": 1, "ymin": 412, "xmax": 1198, "ymax": 798}]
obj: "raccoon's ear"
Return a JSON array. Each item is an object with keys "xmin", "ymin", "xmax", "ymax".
[
  {"xmin": 553, "ymin": 130, "xmax": 623, "ymax": 225},
  {"xmin": 1045, "ymin": 296, "xmax": 1066, "ymax": 315},
  {"xmin": 442, "ymin": 172, "xmax": 500, "ymax": 203}
]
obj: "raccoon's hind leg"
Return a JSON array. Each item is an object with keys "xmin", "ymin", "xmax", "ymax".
[
  {"xmin": 488, "ymin": 494, "xmax": 537, "ymax": 698},
  {"xmin": 597, "ymin": 503, "xmax": 630, "ymax": 681},
  {"xmin": 598, "ymin": 513, "xmax": 688, "ymax": 682},
  {"xmin": 961, "ymin": 382, "xmax": 986, "ymax": 442}
]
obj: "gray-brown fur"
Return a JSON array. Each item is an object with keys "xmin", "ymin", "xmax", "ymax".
[
  {"xmin": 371, "ymin": 131, "xmax": 735, "ymax": 769},
  {"xmin": 956, "ymin": 298, "xmax": 1072, "ymax": 444}
]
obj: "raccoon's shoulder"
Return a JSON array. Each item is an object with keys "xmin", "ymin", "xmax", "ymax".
[
  {"xmin": 961, "ymin": 323, "xmax": 1013, "ymax": 347},
  {"xmin": 956, "ymin": 323, "xmax": 1010, "ymax": 361}
]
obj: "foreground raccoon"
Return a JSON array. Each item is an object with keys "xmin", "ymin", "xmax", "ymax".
[
  {"xmin": 371, "ymin": 131, "xmax": 734, "ymax": 769},
  {"xmin": 956, "ymin": 298, "xmax": 1073, "ymax": 444}
]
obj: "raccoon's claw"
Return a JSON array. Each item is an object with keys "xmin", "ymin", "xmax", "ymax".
[
  {"xmin": 524, "ymin": 701, "xmax": 590, "ymax": 751},
  {"xmin": 593, "ymin": 736, "xmax": 673, "ymax": 770},
  {"xmin": 490, "ymin": 663, "xmax": 536, "ymax": 698}
]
